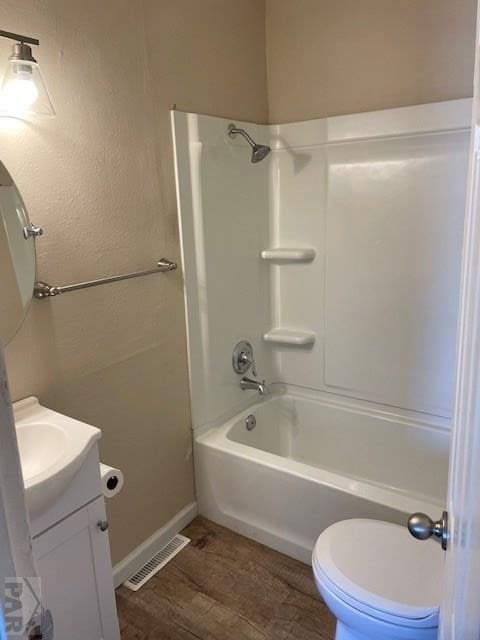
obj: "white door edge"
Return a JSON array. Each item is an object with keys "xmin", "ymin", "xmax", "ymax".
[
  {"xmin": 439, "ymin": 3, "xmax": 480, "ymax": 638},
  {"xmin": 0, "ymin": 345, "xmax": 39, "ymax": 638}
]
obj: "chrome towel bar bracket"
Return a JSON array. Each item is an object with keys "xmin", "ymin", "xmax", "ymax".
[{"xmin": 34, "ymin": 258, "xmax": 177, "ymax": 299}]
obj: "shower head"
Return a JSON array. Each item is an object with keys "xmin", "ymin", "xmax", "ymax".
[
  {"xmin": 251, "ymin": 143, "xmax": 271, "ymax": 163},
  {"xmin": 228, "ymin": 124, "xmax": 271, "ymax": 164}
]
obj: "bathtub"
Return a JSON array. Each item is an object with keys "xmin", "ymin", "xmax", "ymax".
[{"xmin": 194, "ymin": 391, "xmax": 450, "ymax": 563}]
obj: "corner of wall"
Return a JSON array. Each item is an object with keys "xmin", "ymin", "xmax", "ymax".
[{"xmin": 264, "ymin": 0, "xmax": 272, "ymax": 125}]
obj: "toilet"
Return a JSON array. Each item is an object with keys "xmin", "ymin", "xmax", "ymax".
[{"xmin": 312, "ymin": 519, "xmax": 443, "ymax": 640}]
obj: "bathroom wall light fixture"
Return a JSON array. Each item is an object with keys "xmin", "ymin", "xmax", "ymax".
[{"xmin": 0, "ymin": 30, "xmax": 54, "ymax": 117}]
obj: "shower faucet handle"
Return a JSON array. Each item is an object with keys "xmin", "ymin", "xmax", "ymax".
[{"xmin": 232, "ymin": 340, "xmax": 257, "ymax": 377}]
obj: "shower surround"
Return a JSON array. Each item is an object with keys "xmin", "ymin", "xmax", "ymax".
[{"xmin": 171, "ymin": 99, "xmax": 470, "ymax": 561}]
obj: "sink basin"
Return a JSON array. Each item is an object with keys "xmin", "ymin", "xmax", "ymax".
[
  {"xmin": 17, "ymin": 423, "xmax": 68, "ymax": 479},
  {"xmin": 13, "ymin": 397, "xmax": 101, "ymax": 517}
]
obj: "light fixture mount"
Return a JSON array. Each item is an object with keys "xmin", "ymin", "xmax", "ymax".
[
  {"xmin": 0, "ymin": 30, "xmax": 39, "ymax": 45},
  {"xmin": 9, "ymin": 42, "xmax": 37, "ymax": 64},
  {"xmin": 0, "ymin": 30, "xmax": 38, "ymax": 63}
]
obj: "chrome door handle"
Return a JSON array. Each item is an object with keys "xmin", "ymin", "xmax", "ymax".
[{"xmin": 407, "ymin": 511, "xmax": 448, "ymax": 550}]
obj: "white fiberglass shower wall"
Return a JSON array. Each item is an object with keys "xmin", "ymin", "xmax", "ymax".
[
  {"xmin": 171, "ymin": 99, "xmax": 470, "ymax": 561},
  {"xmin": 269, "ymin": 100, "xmax": 468, "ymax": 416},
  {"xmin": 172, "ymin": 113, "xmax": 275, "ymax": 429}
]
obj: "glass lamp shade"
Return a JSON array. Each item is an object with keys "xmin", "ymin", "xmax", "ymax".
[{"xmin": 0, "ymin": 59, "xmax": 55, "ymax": 117}]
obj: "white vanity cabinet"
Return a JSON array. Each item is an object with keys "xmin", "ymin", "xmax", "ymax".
[
  {"xmin": 32, "ymin": 497, "xmax": 119, "ymax": 640},
  {"xmin": 29, "ymin": 446, "xmax": 121, "ymax": 640},
  {"xmin": 12, "ymin": 398, "xmax": 121, "ymax": 640}
]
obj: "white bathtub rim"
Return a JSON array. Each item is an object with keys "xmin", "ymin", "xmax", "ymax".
[{"xmin": 196, "ymin": 394, "xmax": 446, "ymax": 517}]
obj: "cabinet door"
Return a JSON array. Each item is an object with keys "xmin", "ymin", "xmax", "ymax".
[{"xmin": 32, "ymin": 498, "xmax": 120, "ymax": 640}]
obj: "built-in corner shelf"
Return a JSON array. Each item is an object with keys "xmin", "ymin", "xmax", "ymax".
[
  {"xmin": 260, "ymin": 248, "xmax": 316, "ymax": 263},
  {"xmin": 263, "ymin": 329, "xmax": 316, "ymax": 346}
]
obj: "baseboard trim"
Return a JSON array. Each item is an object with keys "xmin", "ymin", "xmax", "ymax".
[{"xmin": 113, "ymin": 501, "xmax": 198, "ymax": 588}]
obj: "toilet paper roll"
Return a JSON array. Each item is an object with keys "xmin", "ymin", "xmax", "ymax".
[{"xmin": 100, "ymin": 463, "xmax": 124, "ymax": 498}]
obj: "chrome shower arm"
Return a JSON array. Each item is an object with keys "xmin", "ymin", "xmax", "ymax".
[
  {"xmin": 228, "ymin": 125, "xmax": 256, "ymax": 149},
  {"xmin": 227, "ymin": 123, "xmax": 271, "ymax": 163}
]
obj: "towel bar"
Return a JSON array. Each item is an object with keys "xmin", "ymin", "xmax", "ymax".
[{"xmin": 34, "ymin": 258, "xmax": 177, "ymax": 299}]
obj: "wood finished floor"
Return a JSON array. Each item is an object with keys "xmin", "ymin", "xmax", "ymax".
[{"xmin": 116, "ymin": 517, "xmax": 335, "ymax": 640}]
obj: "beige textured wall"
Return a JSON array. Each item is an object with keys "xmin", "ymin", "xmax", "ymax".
[
  {"xmin": 0, "ymin": 0, "xmax": 267, "ymax": 563},
  {"xmin": 266, "ymin": 0, "xmax": 477, "ymax": 123}
]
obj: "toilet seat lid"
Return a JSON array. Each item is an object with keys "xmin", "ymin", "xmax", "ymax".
[{"xmin": 312, "ymin": 519, "xmax": 443, "ymax": 621}]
